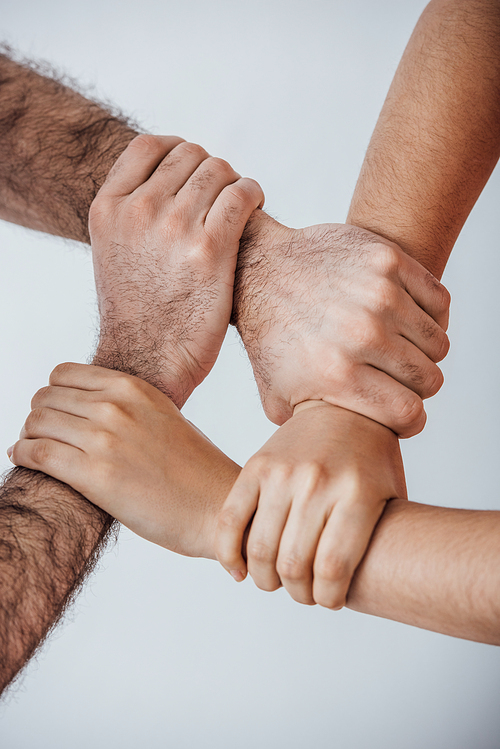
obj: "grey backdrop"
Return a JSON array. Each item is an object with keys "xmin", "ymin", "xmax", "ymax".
[{"xmin": 1, "ymin": 1, "xmax": 499, "ymax": 747}]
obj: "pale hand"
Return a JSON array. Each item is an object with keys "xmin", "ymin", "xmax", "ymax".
[
  {"xmin": 234, "ymin": 214, "xmax": 450, "ymax": 437},
  {"xmin": 216, "ymin": 400, "xmax": 407, "ymax": 609},
  {"xmin": 9, "ymin": 364, "xmax": 240, "ymax": 559}
]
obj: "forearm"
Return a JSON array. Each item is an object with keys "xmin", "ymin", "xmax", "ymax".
[
  {"xmin": 347, "ymin": 0, "xmax": 500, "ymax": 279},
  {"xmin": 0, "ymin": 468, "xmax": 114, "ymax": 694},
  {"xmin": 0, "ymin": 59, "xmax": 177, "ymax": 694},
  {"xmin": 343, "ymin": 0, "xmax": 500, "ymax": 641},
  {"xmin": 0, "ymin": 50, "xmax": 137, "ymax": 242},
  {"xmin": 197, "ymin": 452, "xmax": 500, "ymax": 643},
  {"xmin": 347, "ymin": 500, "xmax": 500, "ymax": 644}
]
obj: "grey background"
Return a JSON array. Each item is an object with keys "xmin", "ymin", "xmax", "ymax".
[{"xmin": 1, "ymin": 0, "xmax": 499, "ymax": 747}]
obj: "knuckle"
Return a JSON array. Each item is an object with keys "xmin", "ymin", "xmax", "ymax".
[
  {"xmin": 50, "ymin": 362, "xmax": 75, "ymax": 383},
  {"xmin": 206, "ymin": 156, "xmax": 235, "ymax": 179},
  {"xmin": 427, "ymin": 273, "xmax": 451, "ymax": 309},
  {"xmin": 248, "ymin": 540, "xmax": 275, "ymax": 566},
  {"xmin": 297, "ymin": 460, "xmax": 328, "ymax": 494},
  {"xmin": 356, "ymin": 315, "xmax": 386, "ymax": 352},
  {"xmin": 226, "ymin": 182, "xmax": 252, "ymax": 205},
  {"xmin": 314, "ymin": 553, "xmax": 351, "ymax": 585},
  {"xmin": 177, "ymin": 141, "xmax": 208, "ymax": 160},
  {"xmin": 238, "ymin": 177, "xmax": 264, "ymax": 201},
  {"xmin": 435, "ymin": 330, "xmax": 450, "ymax": 362},
  {"xmin": 25, "ymin": 408, "xmax": 46, "ymax": 434},
  {"xmin": 127, "ymin": 191, "xmax": 155, "ymax": 216},
  {"xmin": 254, "ymin": 579, "xmax": 281, "ymax": 593},
  {"xmin": 393, "ymin": 391, "xmax": 425, "ymax": 435},
  {"xmin": 419, "ymin": 319, "xmax": 450, "ymax": 361},
  {"xmin": 129, "ymin": 133, "xmax": 165, "ymax": 154},
  {"xmin": 277, "ymin": 551, "xmax": 308, "ymax": 582},
  {"xmin": 439, "ymin": 283, "xmax": 452, "ymax": 312},
  {"xmin": 94, "ymin": 399, "xmax": 122, "ymax": 424},
  {"xmin": 369, "ymin": 277, "xmax": 399, "ymax": 312},
  {"xmin": 88, "ymin": 196, "xmax": 111, "ymax": 226},
  {"xmin": 422, "ymin": 365, "xmax": 444, "ymax": 399},
  {"xmin": 31, "ymin": 440, "xmax": 54, "ymax": 467},
  {"xmin": 115, "ymin": 373, "xmax": 142, "ymax": 397},
  {"xmin": 324, "ymin": 356, "xmax": 355, "ymax": 387},
  {"xmin": 93, "ymin": 429, "xmax": 117, "ymax": 454},
  {"xmin": 371, "ymin": 242, "xmax": 401, "ymax": 276},
  {"xmin": 315, "ymin": 590, "xmax": 347, "ymax": 610},
  {"xmin": 217, "ymin": 507, "xmax": 243, "ymax": 532},
  {"xmin": 246, "ymin": 454, "xmax": 277, "ymax": 480},
  {"xmin": 31, "ymin": 386, "xmax": 51, "ymax": 408}
]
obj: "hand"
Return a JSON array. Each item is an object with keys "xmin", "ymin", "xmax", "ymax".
[
  {"xmin": 233, "ymin": 214, "xmax": 450, "ymax": 437},
  {"xmin": 8, "ymin": 363, "xmax": 240, "ymax": 559},
  {"xmin": 90, "ymin": 134, "xmax": 264, "ymax": 407},
  {"xmin": 215, "ymin": 401, "xmax": 407, "ymax": 609}
]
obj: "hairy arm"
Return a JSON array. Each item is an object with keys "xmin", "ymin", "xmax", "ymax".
[
  {"xmin": 0, "ymin": 51, "xmax": 263, "ymax": 693},
  {"xmin": 0, "ymin": 52, "xmax": 138, "ymax": 694},
  {"xmin": 0, "ymin": 470, "xmax": 114, "ymax": 691},
  {"xmin": 0, "ymin": 49, "xmax": 137, "ymax": 240}
]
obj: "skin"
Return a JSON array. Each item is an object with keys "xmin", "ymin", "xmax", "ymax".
[
  {"xmin": 0, "ymin": 55, "xmax": 450, "ymax": 435},
  {"xmin": 90, "ymin": 133, "xmax": 264, "ymax": 406},
  {"xmin": 9, "ymin": 139, "xmax": 427, "ymax": 618},
  {"xmin": 0, "ymin": 42, "xmax": 451, "ymax": 695},
  {"xmin": 2, "ymin": 0, "xmax": 500, "ymax": 692},
  {"xmin": 12, "ymin": 365, "xmax": 500, "ymax": 645},
  {"xmin": 219, "ymin": 0, "xmax": 500, "ymax": 610},
  {"xmin": 216, "ymin": 399, "xmax": 407, "ymax": 608}
]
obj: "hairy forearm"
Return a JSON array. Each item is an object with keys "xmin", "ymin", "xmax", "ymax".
[
  {"xmin": 0, "ymin": 57, "xmax": 158, "ymax": 695},
  {"xmin": 0, "ymin": 468, "xmax": 115, "ymax": 693},
  {"xmin": 0, "ymin": 49, "xmax": 137, "ymax": 242},
  {"xmin": 347, "ymin": 0, "xmax": 500, "ymax": 279},
  {"xmin": 347, "ymin": 500, "xmax": 500, "ymax": 644}
]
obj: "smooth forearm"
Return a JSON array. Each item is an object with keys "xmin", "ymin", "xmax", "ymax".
[
  {"xmin": 151, "ymin": 437, "xmax": 499, "ymax": 643},
  {"xmin": 347, "ymin": 500, "xmax": 500, "ymax": 644},
  {"xmin": 347, "ymin": 0, "xmax": 500, "ymax": 279}
]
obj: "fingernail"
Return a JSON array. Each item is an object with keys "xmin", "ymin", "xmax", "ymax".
[
  {"xmin": 7, "ymin": 445, "xmax": 14, "ymax": 462},
  {"xmin": 229, "ymin": 569, "xmax": 245, "ymax": 582}
]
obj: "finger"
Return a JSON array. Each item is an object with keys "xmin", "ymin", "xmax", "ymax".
[
  {"xmin": 9, "ymin": 437, "xmax": 88, "ymax": 492},
  {"xmin": 366, "ymin": 335, "xmax": 444, "ymax": 400},
  {"xmin": 312, "ymin": 498, "xmax": 387, "ymax": 610},
  {"xmin": 175, "ymin": 156, "xmax": 241, "ymax": 219},
  {"xmin": 398, "ymin": 253, "xmax": 451, "ymax": 331},
  {"xmin": 216, "ymin": 472, "xmax": 261, "ymax": 582},
  {"xmin": 140, "ymin": 140, "xmax": 212, "ymax": 199},
  {"xmin": 245, "ymin": 475, "xmax": 292, "ymax": 592},
  {"xmin": 31, "ymin": 384, "xmax": 98, "ymax": 418},
  {"xmin": 49, "ymin": 362, "xmax": 126, "ymax": 391},
  {"xmin": 275, "ymin": 480, "xmax": 331, "ymax": 605},
  {"xmin": 332, "ymin": 365, "xmax": 426, "ymax": 438},
  {"xmin": 99, "ymin": 134, "xmax": 185, "ymax": 197},
  {"xmin": 394, "ymin": 293, "xmax": 450, "ymax": 363},
  {"xmin": 20, "ymin": 407, "xmax": 91, "ymax": 449},
  {"xmin": 205, "ymin": 178, "xmax": 265, "ymax": 250}
]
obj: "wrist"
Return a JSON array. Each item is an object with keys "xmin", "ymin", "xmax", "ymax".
[
  {"xmin": 292, "ymin": 399, "xmax": 337, "ymax": 417},
  {"xmin": 231, "ymin": 209, "xmax": 292, "ymax": 329},
  {"xmin": 93, "ymin": 337, "xmax": 194, "ymax": 409}
]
